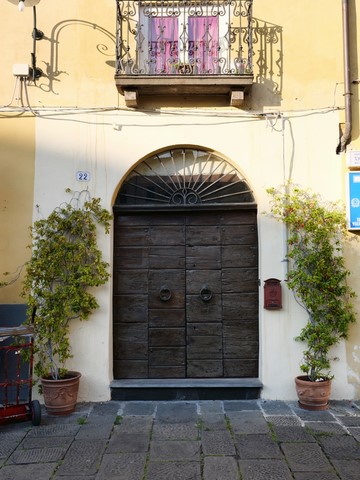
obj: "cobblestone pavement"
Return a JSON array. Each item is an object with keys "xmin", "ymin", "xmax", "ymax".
[{"xmin": 1, "ymin": 400, "xmax": 360, "ymax": 479}]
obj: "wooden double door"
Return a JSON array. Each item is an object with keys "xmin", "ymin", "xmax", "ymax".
[{"xmin": 113, "ymin": 209, "xmax": 259, "ymax": 379}]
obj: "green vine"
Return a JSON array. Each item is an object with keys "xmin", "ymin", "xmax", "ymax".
[
  {"xmin": 267, "ymin": 183, "xmax": 357, "ymax": 381},
  {"xmin": 21, "ymin": 190, "xmax": 112, "ymax": 380}
]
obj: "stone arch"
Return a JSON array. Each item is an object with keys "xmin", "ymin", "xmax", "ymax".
[{"xmin": 114, "ymin": 146, "xmax": 255, "ymax": 209}]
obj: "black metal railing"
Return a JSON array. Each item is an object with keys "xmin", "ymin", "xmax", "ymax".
[{"xmin": 115, "ymin": 0, "xmax": 254, "ymax": 76}]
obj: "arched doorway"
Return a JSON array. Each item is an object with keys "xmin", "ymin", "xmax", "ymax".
[{"xmin": 113, "ymin": 147, "xmax": 258, "ymax": 380}]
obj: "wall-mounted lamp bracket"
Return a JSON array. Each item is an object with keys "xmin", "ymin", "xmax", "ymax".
[
  {"xmin": 7, "ymin": 1, "xmax": 44, "ymax": 82},
  {"xmin": 32, "ymin": 27, "xmax": 44, "ymax": 41}
]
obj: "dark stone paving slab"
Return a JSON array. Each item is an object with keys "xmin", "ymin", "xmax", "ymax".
[
  {"xmin": 260, "ymin": 401, "xmax": 294, "ymax": 415},
  {"xmin": 227, "ymin": 411, "xmax": 269, "ymax": 434},
  {"xmin": 95, "ymin": 453, "xmax": 146, "ymax": 480},
  {"xmin": 106, "ymin": 432, "xmax": 150, "ymax": 453},
  {"xmin": 305, "ymin": 421, "xmax": 348, "ymax": 436},
  {"xmin": 150, "ymin": 440, "xmax": 201, "ymax": 461},
  {"xmin": 152, "ymin": 421, "xmax": 199, "ymax": 440},
  {"xmin": 293, "ymin": 472, "xmax": 340, "ymax": 480},
  {"xmin": 272, "ymin": 426, "xmax": 316, "ymax": 443},
  {"xmin": 26, "ymin": 423, "xmax": 80, "ymax": 437},
  {"xmin": 201, "ymin": 413, "xmax": 228, "ymax": 431},
  {"xmin": 156, "ymin": 402, "xmax": 198, "ymax": 423},
  {"xmin": 75, "ymin": 419, "xmax": 115, "ymax": 440},
  {"xmin": 0, "ymin": 429, "xmax": 30, "ymax": 463},
  {"xmin": 199, "ymin": 400, "xmax": 224, "ymax": 415},
  {"xmin": 203, "ymin": 456, "xmax": 239, "ymax": 480},
  {"xmin": 236, "ymin": 434, "xmax": 282, "ymax": 459},
  {"xmin": 2, "ymin": 400, "xmax": 360, "ymax": 480},
  {"xmin": 224, "ymin": 400, "xmax": 260, "ymax": 411},
  {"xmin": 20, "ymin": 436, "xmax": 73, "ymax": 449},
  {"xmin": 56, "ymin": 477, "xmax": 96, "ymax": 480},
  {"xmin": 239, "ymin": 459, "xmax": 293, "ymax": 480},
  {"xmin": 289, "ymin": 405, "xmax": 336, "ymax": 422},
  {"xmin": 265, "ymin": 415, "xmax": 302, "ymax": 426},
  {"xmin": 7, "ymin": 447, "xmax": 66, "ymax": 464},
  {"xmin": 335, "ymin": 415, "xmax": 360, "ymax": 426},
  {"xmin": 331, "ymin": 459, "xmax": 360, "ymax": 480},
  {"xmin": 0, "ymin": 462, "xmax": 57, "ymax": 480},
  {"xmin": 146, "ymin": 461, "xmax": 201, "ymax": 480},
  {"xmin": 40, "ymin": 406, "xmax": 91, "ymax": 425},
  {"xmin": 318, "ymin": 434, "xmax": 360, "ymax": 459},
  {"xmin": 0, "ymin": 442, "xmax": 19, "ymax": 460},
  {"xmin": 348, "ymin": 426, "xmax": 360, "ymax": 440},
  {"xmin": 90, "ymin": 401, "xmax": 121, "ymax": 416},
  {"xmin": 122, "ymin": 401, "xmax": 156, "ymax": 416},
  {"xmin": 116, "ymin": 415, "xmax": 153, "ymax": 433},
  {"xmin": 329, "ymin": 400, "xmax": 360, "ymax": 415},
  {"xmin": 56, "ymin": 439, "xmax": 107, "ymax": 476},
  {"xmin": 202, "ymin": 430, "xmax": 236, "ymax": 455},
  {"xmin": 281, "ymin": 443, "xmax": 333, "ymax": 472},
  {"xmin": 0, "ymin": 428, "xmax": 28, "ymax": 442}
]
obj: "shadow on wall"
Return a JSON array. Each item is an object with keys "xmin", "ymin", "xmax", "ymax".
[
  {"xmin": 251, "ymin": 17, "xmax": 283, "ymax": 108},
  {"xmin": 35, "ymin": 16, "xmax": 283, "ymax": 109},
  {"xmin": 37, "ymin": 19, "xmax": 116, "ymax": 96}
]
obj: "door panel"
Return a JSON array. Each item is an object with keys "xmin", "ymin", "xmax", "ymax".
[
  {"xmin": 113, "ymin": 295, "xmax": 147, "ymax": 323},
  {"xmin": 113, "ymin": 270, "xmax": 148, "ymax": 294},
  {"xmin": 186, "ymin": 270, "xmax": 221, "ymax": 294},
  {"xmin": 221, "ymin": 224, "xmax": 257, "ymax": 244},
  {"xmin": 186, "ymin": 225, "xmax": 221, "ymax": 245},
  {"xmin": 186, "ymin": 295, "xmax": 222, "ymax": 323},
  {"xmin": 222, "ymin": 245, "xmax": 258, "ymax": 268},
  {"xmin": 149, "ymin": 226, "xmax": 185, "ymax": 245},
  {"xmin": 187, "ymin": 359, "xmax": 224, "ymax": 377},
  {"xmin": 149, "ymin": 309, "xmax": 185, "ymax": 328},
  {"xmin": 113, "ymin": 210, "xmax": 259, "ymax": 379},
  {"xmin": 186, "ymin": 245, "xmax": 221, "ymax": 269},
  {"xmin": 150, "ymin": 246, "xmax": 185, "ymax": 269},
  {"xmin": 222, "ymin": 268, "xmax": 259, "ymax": 293}
]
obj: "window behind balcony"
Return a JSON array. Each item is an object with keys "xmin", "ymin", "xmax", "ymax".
[
  {"xmin": 148, "ymin": 14, "xmax": 219, "ymax": 74},
  {"xmin": 115, "ymin": 1, "xmax": 254, "ymax": 105},
  {"xmin": 117, "ymin": 1, "xmax": 253, "ymax": 77}
]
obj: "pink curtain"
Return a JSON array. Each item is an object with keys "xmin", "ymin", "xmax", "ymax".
[
  {"xmin": 149, "ymin": 17, "xmax": 178, "ymax": 74},
  {"xmin": 188, "ymin": 16, "xmax": 219, "ymax": 74}
]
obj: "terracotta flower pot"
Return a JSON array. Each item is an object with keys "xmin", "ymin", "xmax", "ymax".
[
  {"xmin": 41, "ymin": 371, "xmax": 81, "ymax": 415},
  {"xmin": 295, "ymin": 375, "xmax": 331, "ymax": 411}
]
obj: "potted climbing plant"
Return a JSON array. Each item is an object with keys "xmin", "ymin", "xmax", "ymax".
[
  {"xmin": 21, "ymin": 189, "xmax": 111, "ymax": 415},
  {"xmin": 267, "ymin": 183, "xmax": 357, "ymax": 410}
]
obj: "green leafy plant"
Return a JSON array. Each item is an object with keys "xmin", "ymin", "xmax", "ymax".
[
  {"xmin": 21, "ymin": 190, "xmax": 112, "ymax": 381},
  {"xmin": 77, "ymin": 416, "xmax": 88, "ymax": 425},
  {"xmin": 267, "ymin": 183, "xmax": 356, "ymax": 381}
]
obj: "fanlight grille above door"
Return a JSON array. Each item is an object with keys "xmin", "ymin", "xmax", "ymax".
[{"xmin": 115, "ymin": 148, "xmax": 255, "ymax": 208}]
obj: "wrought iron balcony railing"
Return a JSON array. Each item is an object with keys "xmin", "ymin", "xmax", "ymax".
[{"xmin": 115, "ymin": 0, "xmax": 254, "ymax": 105}]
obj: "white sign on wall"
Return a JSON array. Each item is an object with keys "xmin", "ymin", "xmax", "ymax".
[
  {"xmin": 76, "ymin": 171, "xmax": 91, "ymax": 182},
  {"xmin": 347, "ymin": 151, "xmax": 360, "ymax": 168}
]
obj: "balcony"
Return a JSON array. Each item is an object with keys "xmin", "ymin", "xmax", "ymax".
[{"xmin": 115, "ymin": 0, "xmax": 254, "ymax": 107}]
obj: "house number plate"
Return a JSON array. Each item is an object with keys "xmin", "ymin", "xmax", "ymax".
[{"xmin": 76, "ymin": 171, "xmax": 91, "ymax": 182}]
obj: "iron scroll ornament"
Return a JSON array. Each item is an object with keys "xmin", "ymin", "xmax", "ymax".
[
  {"xmin": 200, "ymin": 284, "xmax": 213, "ymax": 302},
  {"xmin": 159, "ymin": 285, "xmax": 172, "ymax": 302}
]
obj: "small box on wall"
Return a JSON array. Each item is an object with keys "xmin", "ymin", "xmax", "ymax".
[
  {"xmin": 346, "ymin": 172, "xmax": 360, "ymax": 230},
  {"xmin": 346, "ymin": 151, "xmax": 360, "ymax": 168},
  {"xmin": 264, "ymin": 278, "xmax": 282, "ymax": 310}
]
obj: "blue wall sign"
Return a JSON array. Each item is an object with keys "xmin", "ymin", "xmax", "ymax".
[{"xmin": 347, "ymin": 172, "xmax": 360, "ymax": 230}]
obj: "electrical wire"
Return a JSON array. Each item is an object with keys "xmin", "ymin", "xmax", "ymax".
[{"xmin": 0, "ymin": 75, "xmax": 343, "ymax": 127}]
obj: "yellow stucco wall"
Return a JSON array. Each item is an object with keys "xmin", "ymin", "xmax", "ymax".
[
  {"xmin": 0, "ymin": 0, "xmax": 360, "ymax": 401},
  {"xmin": 0, "ymin": 117, "xmax": 35, "ymax": 302}
]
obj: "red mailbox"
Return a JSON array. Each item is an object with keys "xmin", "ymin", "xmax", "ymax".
[{"xmin": 264, "ymin": 278, "xmax": 282, "ymax": 310}]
